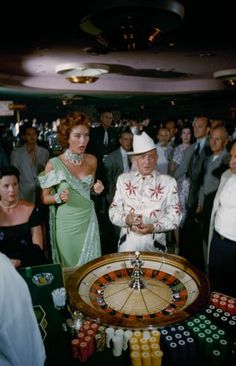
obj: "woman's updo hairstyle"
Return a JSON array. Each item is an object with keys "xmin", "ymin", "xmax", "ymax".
[
  {"xmin": 57, "ymin": 111, "xmax": 91, "ymax": 149},
  {"xmin": 0, "ymin": 165, "xmax": 20, "ymax": 182}
]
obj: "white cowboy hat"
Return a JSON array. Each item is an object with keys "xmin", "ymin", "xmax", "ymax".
[{"xmin": 127, "ymin": 132, "xmax": 156, "ymax": 155}]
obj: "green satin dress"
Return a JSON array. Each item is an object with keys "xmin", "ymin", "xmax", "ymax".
[{"xmin": 38, "ymin": 157, "xmax": 101, "ymax": 267}]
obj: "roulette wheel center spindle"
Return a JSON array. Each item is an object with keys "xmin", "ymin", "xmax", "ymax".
[{"xmin": 129, "ymin": 251, "xmax": 145, "ymax": 290}]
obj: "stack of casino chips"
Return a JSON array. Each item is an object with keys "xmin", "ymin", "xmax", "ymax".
[
  {"xmin": 186, "ymin": 313, "xmax": 232, "ymax": 365},
  {"xmin": 210, "ymin": 292, "xmax": 236, "ymax": 316},
  {"xmin": 129, "ymin": 329, "xmax": 163, "ymax": 366},
  {"xmin": 95, "ymin": 325, "xmax": 106, "ymax": 352},
  {"xmin": 160, "ymin": 325, "xmax": 197, "ymax": 366},
  {"xmin": 70, "ymin": 319, "xmax": 99, "ymax": 362},
  {"xmin": 204, "ymin": 303, "xmax": 236, "ymax": 340}
]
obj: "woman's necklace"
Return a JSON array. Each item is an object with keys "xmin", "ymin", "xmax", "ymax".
[
  {"xmin": 0, "ymin": 200, "xmax": 19, "ymax": 209},
  {"xmin": 65, "ymin": 149, "xmax": 84, "ymax": 166}
]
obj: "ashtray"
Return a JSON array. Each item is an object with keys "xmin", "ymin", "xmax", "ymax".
[{"xmin": 32, "ymin": 272, "xmax": 54, "ymax": 286}]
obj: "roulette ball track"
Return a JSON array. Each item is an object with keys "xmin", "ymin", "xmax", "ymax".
[{"xmin": 67, "ymin": 251, "xmax": 210, "ymax": 329}]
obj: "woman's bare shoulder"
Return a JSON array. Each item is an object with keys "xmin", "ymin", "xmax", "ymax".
[
  {"xmin": 17, "ymin": 200, "xmax": 35, "ymax": 212},
  {"xmin": 85, "ymin": 153, "xmax": 97, "ymax": 165},
  {"xmin": 44, "ymin": 159, "xmax": 54, "ymax": 173}
]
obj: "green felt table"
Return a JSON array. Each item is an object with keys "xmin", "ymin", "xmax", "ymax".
[{"xmin": 18, "ymin": 264, "xmax": 126, "ymax": 365}]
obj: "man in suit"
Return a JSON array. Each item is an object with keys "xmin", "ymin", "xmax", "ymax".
[
  {"xmin": 11, "ymin": 123, "xmax": 49, "ymax": 204},
  {"xmin": 174, "ymin": 116, "xmax": 211, "ymax": 210},
  {"xmin": 86, "ymin": 111, "xmax": 119, "ymax": 227},
  {"xmin": 101, "ymin": 127, "xmax": 133, "ymax": 254},
  {"xmin": 207, "ymin": 141, "xmax": 236, "ymax": 297},
  {"xmin": 164, "ymin": 118, "xmax": 179, "ymax": 148},
  {"xmin": 173, "ymin": 116, "xmax": 211, "ymax": 270},
  {"xmin": 87, "ymin": 111, "xmax": 119, "ymax": 163},
  {"xmin": 104, "ymin": 127, "xmax": 133, "ymax": 205},
  {"xmin": 196, "ymin": 126, "xmax": 229, "ymax": 266}
]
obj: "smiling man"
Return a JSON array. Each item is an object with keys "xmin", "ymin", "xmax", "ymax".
[{"xmin": 109, "ymin": 132, "xmax": 182, "ymax": 253}]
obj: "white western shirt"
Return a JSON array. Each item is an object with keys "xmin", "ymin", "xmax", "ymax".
[
  {"xmin": 109, "ymin": 169, "xmax": 182, "ymax": 252},
  {"xmin": 214, "ymin": 174, "xmax": 236, "ymax": 241}
]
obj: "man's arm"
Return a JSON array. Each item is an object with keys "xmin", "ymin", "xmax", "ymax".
[{"xmin": 153, "ymin": 177, "xmax": 182, "ymax": 232}]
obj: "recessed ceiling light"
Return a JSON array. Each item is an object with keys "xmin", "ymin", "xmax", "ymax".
[
  {"xmin": 55, "ymin": 63, "xmax": 109, "ymax": 77},
  {"xmin": 67, "ymin": 76, "xmax": 99, "ymax": 84}
]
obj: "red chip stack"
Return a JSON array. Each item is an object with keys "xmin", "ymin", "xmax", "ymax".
[
  {"xmin": 70, "ymin": 320, "xmax": 99, "ymax": 362},
  {"xmin": 211, "ymin": 292, "xmax": 236, "ymax": 315}
]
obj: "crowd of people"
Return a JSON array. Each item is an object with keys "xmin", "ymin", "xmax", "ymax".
[
  {"xmin": 0, "ymin": 110, "xmax": 236, "ymax": 365},
  {"xmin": 0, "ymin": 112, "xmax": 236, "ymax": 298}
]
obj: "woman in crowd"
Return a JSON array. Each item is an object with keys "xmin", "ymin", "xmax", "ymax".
[
  {"xmin": 38, "ymin": 111, "xmax": 104, "ymax": 268},
  {"xmin": 0, "ymin": 165, "xmax": 46, "ymax": 267},
  {"xmin": 169, "ymin": 122, "xmax": 194, "ymax": 253}
]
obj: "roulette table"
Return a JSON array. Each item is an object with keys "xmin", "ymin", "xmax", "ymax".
[
  {"xmin": 18, "ymin": 257, "xmax": 235, "ymax": 365},
  {"xmin": 67, "ymin": 251, "xmax": 211, "ymax": 329}
]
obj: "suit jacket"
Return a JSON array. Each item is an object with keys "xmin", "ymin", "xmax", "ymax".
[
  {"xmin": 174, "ymin": 138, "xmax": 211, "ymax": 210},
  {"xmin": 207, "ymin": 169, "xmax": 233, "ymax": 262},
  {"xmin": 87, "ymin": 125, "xmax": 119, "ymax": 161},
  {"xmin": 11, "ymin": 144, "xmax": 49, "ymax": 203},
  {"xmin": 103, "ymin": 147, "xmax": 125, "ymax": 205},
  {"xmin": 198, "ymin": 149, "xmax": 229, "ymax": 207},
  {"xmin": 0, "ymin": 145, "xmax": 9, "ymax": 168}
]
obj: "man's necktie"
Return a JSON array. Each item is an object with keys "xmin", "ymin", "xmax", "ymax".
[
  {"xmin": 103, "ymin": 129, "xmax": 108, "ymax": 147},
  {"xmin": 127, "ymin": 155, "xmax": 132, "ymax": 170},
  {"xmin": 194, "ymin": 141, "xmax": 200, "ymax": 156}
]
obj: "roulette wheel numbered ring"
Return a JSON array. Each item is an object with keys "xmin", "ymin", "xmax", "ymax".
[{"xmin": 66, "ymin": 251, "xmax": 210, "ymax": 329}]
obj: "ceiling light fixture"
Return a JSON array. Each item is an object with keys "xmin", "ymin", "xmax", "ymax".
[
  {"xmin": 79, "ymin": 0, "xmax": 185, "ymax": 51},
  {"xmin": 55, "ymin": 63, "xmax": 109, "ymax": 83},
  {"xmin": 213, "ymin": 69, "xmax": 236, "ymax": 87},
  {"xmin": 67, "ymin": 76, "xmax": 99, "ymax": 84}
]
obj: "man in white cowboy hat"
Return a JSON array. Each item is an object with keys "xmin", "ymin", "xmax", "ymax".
[{"xmin": 109, "ymin": 132, "xmax": 182, "ymax": 253}]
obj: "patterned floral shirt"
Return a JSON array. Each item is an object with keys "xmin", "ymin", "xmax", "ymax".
[{"xmin": 109, "ymin": 169, "xmax": 182, "ymax": 252}]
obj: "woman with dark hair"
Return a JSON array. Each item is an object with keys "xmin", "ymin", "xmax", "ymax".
[
  {"xmin": 169, "ymin": 122, "xmax": 195, "ymax": 253},
  {"xmin": 0, "ymin": 165, "xmax": 46, "ymax": 267},
  {"xmin": 38, "ymin": 111, "xmax": 104, "ymax": 268}
]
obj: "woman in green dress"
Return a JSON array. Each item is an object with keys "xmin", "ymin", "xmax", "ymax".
[{"xmin": 38, "ymin": 111, "xmax": 104, "ymax": 267}]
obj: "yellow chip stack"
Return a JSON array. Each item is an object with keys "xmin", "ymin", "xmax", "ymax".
[
  {"xmin": 133, "ymin": 330, "xmax": 142, "ymax": 340},
  {"xmin": 141, "ymin": 351, "xmax": 152, "ymax": 366},
  {"xmin": 151, "ymin": 350, "xmax": 163, "ymax": 366},
  {"xmin": 140, "ymin": 338, "xmax": 149, "ymax": 345},
  {"xmin": 141, "ymin": 344, "xmax": 150, "ymax": 352},
  {"xmin": 150, "ymin": 343, "xmax": 160, "ymax": 352},
  {"xmin": 131, "ymin": 343, "xmax": 140, "ymax": 352},
  {"xmin": 130, "ymin": 350, "xmax": 142, "ymax": 366},
  {"xmin": 151, "ymin": 330, "xmax": 161, "ymax": 344}
]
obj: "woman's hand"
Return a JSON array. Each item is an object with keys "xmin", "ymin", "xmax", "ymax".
[
  {"xmin": 59, "ymin": 189, "xmax": 69, "ymax": 203},
  {"xmin": 93, "ymin": 180, "xmax": 104, "ymax": 194}
]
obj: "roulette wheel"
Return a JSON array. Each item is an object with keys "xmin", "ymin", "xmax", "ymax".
[{"xmin": 67, "ymin": 251, "xmax": 210, "ymax": 329}]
